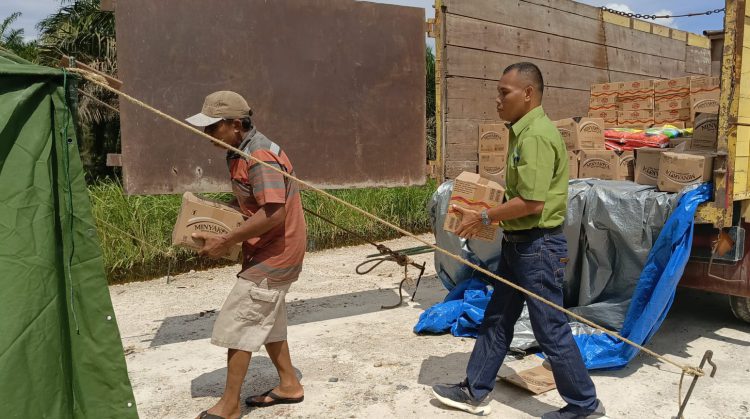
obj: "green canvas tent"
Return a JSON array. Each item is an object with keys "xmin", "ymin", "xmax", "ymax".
[{"xmin": 0, "ymin": 50, "xmax": 138, "ymax": 418}]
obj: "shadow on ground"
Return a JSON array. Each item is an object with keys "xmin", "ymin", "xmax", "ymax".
[
  {"xmin": 191, "ymin": 356, "xmax": 304, "ymax": 399},
  {"xmin": 148, "ymin": 274, "xmax": 447, "ymax": 347},
  {"xmin": 417, "ymin": 287, "xmax": 750, "ymax": 416}
]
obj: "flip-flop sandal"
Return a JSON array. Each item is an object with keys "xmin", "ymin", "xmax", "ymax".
[
  {"xmin": 245, "ymin": 389, "xmax": 304, "ymax": 407},
  {"xmin": 198, "ymin": 411, "xmax": 225, "ymax": 419}
]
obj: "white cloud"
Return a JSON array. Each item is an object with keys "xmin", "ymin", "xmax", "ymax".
[
  {"xmin": 648, "ymin": 9, "xmax": 677, "ymax": 29},
  {"xmin": 603, "ymin": 3, "xmax": 678, "ymax": 29},
  {"xmin": 605, "ymin": 3, "xmax": 634, "ymax": 14}
]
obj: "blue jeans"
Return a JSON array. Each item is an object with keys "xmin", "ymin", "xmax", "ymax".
[{"xmin": 465, "ymin": 232, "xmax": 598, "ymax": 414}]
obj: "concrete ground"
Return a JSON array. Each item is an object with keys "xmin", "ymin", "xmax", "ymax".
[{"xmin": 111, "ymin": 235, "xmax": 750, "ymax": 419}]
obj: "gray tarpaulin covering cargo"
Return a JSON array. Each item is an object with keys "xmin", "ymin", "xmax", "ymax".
[{"xmin": 428, "ymin": 179, "xmax": 683, "ymax": 348}]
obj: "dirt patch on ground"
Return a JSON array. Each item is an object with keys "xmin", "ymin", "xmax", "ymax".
[{"xmin": 111, "ymin": 235, "xmax": 750, "ymax": 418}]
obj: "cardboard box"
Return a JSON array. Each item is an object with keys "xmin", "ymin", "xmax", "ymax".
[
  {"xmin": 654, "ymin": 108, "xmax": 691, "ymax": 124},
  {"xmin": 688, "ymin": 113, "xmax": 719, "ymax": 152},
  {"xmin": 579, "ymin": 150, "xmax": 618, "ymax": 180},
  {"xmin": 172, "ymin": 192, "xmax": 245, "ymax": 261},
  {"xmin": 589, "ymin": 94, "xmax": 618, "ymax": 110},
  {"xmin": 478, "ymin": 152, "xmax": 507, "ymax": 185},
  {"xmin": 690, "ymin": 76, "xmax": 720, "ymax": 94},
  {"xmin": 444, "ymin": 172, "xmax": 505, "ymax": 241},
  {"xmin": 554, "ymin": 118, "xmax": 605, "ymax": 151},
  {"xmin": 576, "ymin": 117, "xmax": 606, "ymax": 150},
  {"xmin": 634, "ymin": 147, "xmax": 667, "ymax": 186},
  {"xmin": 588, "ymin": 109, "xmax": 618, "ymax": 124},
  {"xmin": 619, "ymin": 79, "xmax": 655, "ymax": 98},
  {"xmin": 657, "ymin": 152, "xmax": 713, "ymax": 193},
  {"xmin": 618, "ymin": 98, "xmax": 654, "ymax": 111},
  {"xmin": 617, "ymin": 92, "xmax": 653, "ymax": 102},
  {"xmin": 568, "ymin": 151, "xmax": 579, "ymax": 179},
  {"xmin": 655, "ymin": 96, "xmax": 691, "ymax": 111},
  {"xmin": 691, "ymin": 91, "xmax": 720, "ymax": 116},
  {"xmin": 607, "ymin": 123, "xmax": 649, "ymax": 130},
  {"xmin": 499, "ymin": 365, "xmax": 556, "ymax": 395},
  {"xmin": 478, "ymin": 124, "xmax": 510, "ymax": 154},
  {"xmin": 655, "ymin": 76, "xmax": 691, "ymax": 97},
  {"xmin": 591, "ymin": 82, "xmax": 623, "ymax": 95},
  {"xmin": 618, "ymin": 110, "xmax": 654, "ymax": 125},
  {"xmin": 617, "ymin": 151, "xmax": 635, "ymax": 181},
  {"xmin": 669, "ymin": 137, "xmax": 689, "ymax": 148}
]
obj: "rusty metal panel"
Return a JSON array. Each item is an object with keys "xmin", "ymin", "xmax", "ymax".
[
  {"xmin": 681, "ymin": 224, "xmax": 750, "ymax": 298},
  {"xmin": 114, "ymin": 0, "xmax": 425, "ymax": 194}
]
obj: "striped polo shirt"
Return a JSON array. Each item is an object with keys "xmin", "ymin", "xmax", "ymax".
[{"xmin": 227, "ymin": 128, "xmax": 306, "ymax": 286}]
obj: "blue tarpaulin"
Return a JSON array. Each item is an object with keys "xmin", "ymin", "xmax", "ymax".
[
  {"xmin": 415, "ymin": 183, "xmax": 712, "ymax": 370},
  {"xmin": 575, "ymin": 183, "xmax": 711, "ymax": 369},
  {"xmin": 414, "ymin": 278, "xmax": 491, "ymax": 336}
]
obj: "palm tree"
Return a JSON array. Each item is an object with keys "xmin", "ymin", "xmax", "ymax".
[
  {"xmin": 426, "ymin": 46, "xmax": 437, "ymax": 161},
  {"xmin": 1, "ymin": 13, "xmax": 24, "ymax": 47},
  {"xmin": 37, "ymin": 0, "xmax": 119, "ymax": 180},
  {"xmin": 1, "ymin": 12, "xmax": 39, "ymax": 62},
  {"xmin": 37, "ymin": 0, "xmax": 118, "ymax": 125}
]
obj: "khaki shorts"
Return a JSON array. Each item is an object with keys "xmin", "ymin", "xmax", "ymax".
[{"xmin": 211, "ymin": 278, "xmax": 291, "ymax": 352}]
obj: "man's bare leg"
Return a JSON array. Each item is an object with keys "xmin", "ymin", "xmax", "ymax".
[
  {"xmin": 197, "ymin": 349, "xmax": 251, "ymax": 419},
  {"xmin": 250, "ymin": 340, "xmax": 303, "ymax": 403}
]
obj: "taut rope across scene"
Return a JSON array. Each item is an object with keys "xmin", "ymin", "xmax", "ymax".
[{"xmin": 63, "ymin": 65, "xmax": 717, "ymax": 416}]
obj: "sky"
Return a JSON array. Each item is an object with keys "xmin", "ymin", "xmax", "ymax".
[{"xmin": 1, "ymin": 0, "xmax": 724, "ymax": 42}]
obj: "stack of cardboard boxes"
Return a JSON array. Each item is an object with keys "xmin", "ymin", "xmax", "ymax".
[
  {"xmin": 473, "ymin": 75, "xmax": 719, "ymax": 195},
  {"xmin": 580, "ymin": 76, "xmax": 720, "ymax": 193},
  {"xmin": 588, "ymin": 82, "xmax": 620, "ymax": 125},
  {"xmin": 632, "ymin": 111, "xmax": 718, "ymax": 192},
  {"xmin": 617, "ymin": 80, "xmax": 655, "ymax": 127},
  {"xmin": 586, "ymin": 76, "xmax": 720, "ymax": 128},
  {"xmin": 690, "ymin": 76, "xmax": 720, "ymax": 117},
  {"xmin": 654, "ymin": 76, "xmax": 692, "ymax": 127},
  {"xmin": 553, "ymin": 117, "xmax": 633, "ymax": 181}
]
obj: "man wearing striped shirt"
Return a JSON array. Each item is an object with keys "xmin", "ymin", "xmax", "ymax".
[{"xmin": 187, "ymin": 91, "xmax": 306, "ymax": 419}]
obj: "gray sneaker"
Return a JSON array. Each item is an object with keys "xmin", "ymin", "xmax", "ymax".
[
  {"xmin": 431, "ymin": 382, "xmax": 491, "ymax": 416},
  {"xmin": 541, "ymin": 399, "xmax": 606, "ymax": 419}
]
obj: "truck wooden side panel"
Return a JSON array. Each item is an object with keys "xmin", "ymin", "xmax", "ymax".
[{"xmin": 436, "ymin": 0, "xmax": 713, "ymax": 180}]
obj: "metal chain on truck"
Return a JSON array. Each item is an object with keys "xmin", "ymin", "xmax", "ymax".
[{"xmin": 601, "ymin": 6, "xmax": 725, "ymax": 20}]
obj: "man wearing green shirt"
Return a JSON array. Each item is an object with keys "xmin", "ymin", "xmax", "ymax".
[{"xmin": 432, "ymin": 63, "xmax": 605, "ymax": 419}]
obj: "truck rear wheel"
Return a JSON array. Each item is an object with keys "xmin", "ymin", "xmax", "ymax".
[{"xmin": 730, "ymin": 296, "xmax": 750, "ymax": 323}]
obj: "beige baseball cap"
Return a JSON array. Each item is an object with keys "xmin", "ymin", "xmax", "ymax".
[{"xmin": 185, "ymin": 91, "xmax": 253, "ymax": 127}]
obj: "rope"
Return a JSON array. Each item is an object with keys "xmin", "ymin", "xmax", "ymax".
[
  {"xmin": 76, "ymin": 88, "xmax": 119, "ymax": 114},
  {"xmin": 94, "ymin": 217, "xmax": 176, "ymax": 259},
  {"xmin": 678, "ymin": 370, "xmax": 686, "ymax": 419},
  {"xmin": 67, "ymin": 67, "xmax": 705, "ymax": 378},
  {"xmin": 303, "ymin": 206, "xmax": 383, "ymax": 248},
  {"xmin": 93, "ymin": 216, "xmax": 178, "ymax": 283}
]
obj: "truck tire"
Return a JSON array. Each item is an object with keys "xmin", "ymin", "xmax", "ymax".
[{"xmin": 730, "ymin": 296, "xmax": 750, "ymax": 323}]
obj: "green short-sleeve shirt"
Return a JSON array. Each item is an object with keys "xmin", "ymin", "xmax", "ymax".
[{"xmin": 503, "ymin": 106, "xmax": 568, "ymax": 231}]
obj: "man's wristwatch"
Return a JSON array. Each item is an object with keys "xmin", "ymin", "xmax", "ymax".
[{"xmin": 480, "ymin": 209, "xmax": 491, "ymax": 226}]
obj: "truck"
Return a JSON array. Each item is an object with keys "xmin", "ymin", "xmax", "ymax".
[
  {"xmin": 108, "ymin": 0, "xmax": 749, "ymax": 322},
  {"xmin": 430, "ymin": 0, "xmax": 750, "ymax": 322}
]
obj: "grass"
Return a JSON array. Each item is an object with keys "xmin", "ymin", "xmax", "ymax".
[{"xmin": 89, "ymin": 180, "xmax": 437, "ymax": 283}]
